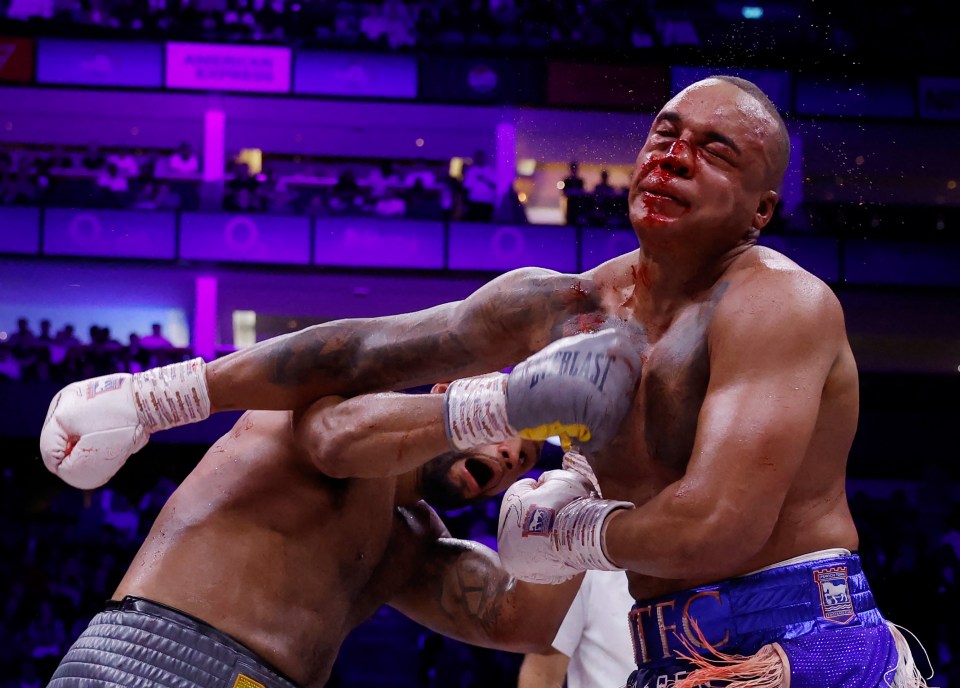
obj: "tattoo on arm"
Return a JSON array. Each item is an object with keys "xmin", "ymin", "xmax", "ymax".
[
  {"xmin": 414, "ymin": 538, "xmax": 516, "ymax": 640},
  {"xmin": 258, "ymin": 270, "xmax": 606, "ymax": 399},
  {"xmin": 442, "ymin": 552, "xmax": 509, "ymax": 631}
]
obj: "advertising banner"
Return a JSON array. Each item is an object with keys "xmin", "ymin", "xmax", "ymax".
[
  {"xmin": 37, "ymin": 38, "xmax": 163, "ymax": 88},
  {"xmin": 180, "ymin": 213, "xmax": 310, "ymax": 264},
  {"xmin": 43, "ymin": 209, "xmax": 176, "ymax": 259},
  {"xmin": 449, "ymin": 223, "xmax": 577, "ymax": 272},
  {"xmin": 314, "ymin": 217, "xmax": 444, "ymax": 269},
  {"xmin": 166, "ymin": 42, "xmax": 291, "ymax": 93},
  {"xmin": 294, "ymin": 50, "xmax": 416, "ymax": 98}
]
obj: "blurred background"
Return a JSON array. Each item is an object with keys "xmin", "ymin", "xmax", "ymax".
[{"xmin": 0, "ymin": 0, "xmax": 958, "ymax": 685}]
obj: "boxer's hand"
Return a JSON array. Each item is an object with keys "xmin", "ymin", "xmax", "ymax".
[
  {"xmin": 39, "ymin": 359, "xmax": 210, "ymax": 489},
  {"xmin": 497, "ymin": 470, "xmax": 634, "ymax": 583},
  {"xmin": 444, "ymin": 329, "xmax": 642, "ymax": 454}
]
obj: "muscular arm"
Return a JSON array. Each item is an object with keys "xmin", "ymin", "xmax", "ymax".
[
  {"xmin": 389, "ymin": 512, "xmax": 583, "ymax": 653},
  {"xmin": 292, "ymin": 392, "xmax": 448, "ymax": 478},
  {"xmin": 207, "ymin": 268, "xmax": 591, "ymax": 412},
  {"xmin": 604, "ymin": 270, "xmax": 853, "ymax": 579}
]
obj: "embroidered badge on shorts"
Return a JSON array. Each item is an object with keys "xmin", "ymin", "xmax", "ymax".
[
  {"xmin": 233, "ymin": 674, "xmax": 265, "ymax": 688},
  {"xmin": 522, "ymin": 506, "xmax": 555, "ymax": 536},
  {"xmin": 813, "ymin": 566, "xmax": 856, "ymax": 624}
]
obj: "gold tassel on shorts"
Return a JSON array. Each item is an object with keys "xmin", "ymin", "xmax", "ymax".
[{"xmin": 670, "ymin": 621, "xmax": 786, "ymax": 688}]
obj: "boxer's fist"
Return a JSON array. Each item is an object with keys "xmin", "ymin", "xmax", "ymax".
[
  {"xmin": 40, "ymin": 359, "xmax": 210, "ymax": 489},
  {"xmin": 497, "ymin": 471, "xmax": 591, "ymax": 584},
  {"xmin": 444, "ymin": 329, "xmax": 642, "ymax": 454},
  {"xmin": 497, "ymin": 470, "xmax": 633, "ymax": 583}
]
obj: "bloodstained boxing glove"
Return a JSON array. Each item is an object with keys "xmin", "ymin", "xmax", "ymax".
[
  {"xmin": 443, "ymin": 328, "xmax": 642, "ymax": 454},
  {"xmin": 39, "ymin": 358, "xmax": 210, "ymax": 489},
  {"xmin": 497, "ymin": 469, "xmax": 634, "ymax": 583}
]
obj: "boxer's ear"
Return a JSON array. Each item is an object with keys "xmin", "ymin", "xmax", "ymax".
[{"xmin": 430, "ymin": 382, "xmax": 450, "ymax": 395}]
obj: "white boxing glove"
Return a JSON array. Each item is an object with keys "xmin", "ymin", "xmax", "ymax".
[
  {"xmin": 39, "ymin": 358, "xmax": 210, "ymax": 489},
  {"xmin": 497, "ymin": 469, "xmax": 633, "ymax": 584}
]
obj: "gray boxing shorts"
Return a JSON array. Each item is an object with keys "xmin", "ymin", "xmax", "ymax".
[{"xmin": 49, "ymin": 596, "xmax": 301, "ymax": 687}]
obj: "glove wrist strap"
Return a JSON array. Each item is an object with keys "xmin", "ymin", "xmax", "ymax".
[
  {"xmin": 444, "ymin": 373, "xmax": 516, "ymax": 450},
  {"xmin": 551, "ymin": 498, "xmax": 633, "ymax": 571},
  {"xmin": 133, "ymin": 358, "xmax": 211, "ymax": 433}
]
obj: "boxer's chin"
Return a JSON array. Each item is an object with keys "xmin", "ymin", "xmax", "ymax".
[{"xmin": 420, "ymin": 450, "xmax": 472, "ymax": 510}]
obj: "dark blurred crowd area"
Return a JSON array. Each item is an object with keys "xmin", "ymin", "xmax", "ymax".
[
  {"xmin": 0, "ymin": 143, "xmax": 537, "ymax": 224},
  {"xmin": 0, "ymin": 0, "xmax": 952, "ymax": 70},
  {"xmin": 0, "ymin": 446, "xmax": 957, "ymax": 686},
  {"xmin": 0, "ymin": 317, "xmax": 189, "ymax": 384},
  {"xmin": 5, "ymin": 143, "xmax": 960, "ymax": 237}
]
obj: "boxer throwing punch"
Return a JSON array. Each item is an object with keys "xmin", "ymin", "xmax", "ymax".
[{"xmin": 43, "ymin": 331, "xmax": 642, "ymax": 687}]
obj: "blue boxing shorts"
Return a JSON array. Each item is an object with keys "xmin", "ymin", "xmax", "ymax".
[
  {"xmin": 626, "ymin": 550, "xmax": 924, "ymax": 688},
  {"xmin": 49, "ymin": 596, "xmax": 301, "ymax": 687}
]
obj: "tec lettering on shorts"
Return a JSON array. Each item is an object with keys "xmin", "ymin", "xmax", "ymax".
[
  {"xmin": 529, "ymin": 351, "xmax": 614, "ymax": 390},
  {"xmin": 629, "ymin": 591, "xmax": 730, "ymax": 663},
  {"xmin": 640, "ymin": 671, "xmax": 713, "ymax": 688}
]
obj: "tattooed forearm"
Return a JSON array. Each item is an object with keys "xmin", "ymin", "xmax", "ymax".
[
  {"xmin": 439, "ymin": 549, "xmax": 513, "ymax": 635},
  {"xmin": 207, "ymin": 268, "xmax": 605, "ymax": 411}
]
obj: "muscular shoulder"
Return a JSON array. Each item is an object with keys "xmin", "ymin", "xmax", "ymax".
[
  {"xmin": 711, "ymin": 248, "xmax": 846, "ymax": 356},
  {"xmin": 724, "ymin": 248, "xmax": 841, "ymax": 326}
]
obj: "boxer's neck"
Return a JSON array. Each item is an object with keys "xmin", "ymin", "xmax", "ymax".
[{"xmin": 626, "ymin": 245, "xmax": 749, "ymax": 338}]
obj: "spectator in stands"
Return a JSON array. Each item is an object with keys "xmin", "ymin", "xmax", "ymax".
[
  {"xmin": 462, "ymin": 149, "xmax": 498, "ymax": 222},
  {"xmin": 403, "ymin": 158, "xmax": 437, "ymax": 188},
  {"xmin": 167, "ymin": 142, "xmax": 199, "ymax": 176},
  {"xmin": 0, "ymin": 346, "xmax": 20, "ymax": 381},
  {"xmin": 223, "ymin": 185, "xmax": 261, "ymax": 213},
  {"xmin": 562, "ymin": 161, "xmax": 586, "ymax": 225},
  {"xmin": 131, "ymin": 181, "xmax": 159, "ymax": 210},
  {"xmin": 493, "ymin": 185, "xmax": 529, "ymax": 225},
  {"xmin": 139, "ymin": 323, "xmax": 173, "ymax": 350},
  {"xmin": 35, "ymin": 320, "xmax": 53, "ymax": 345},
  {"xmin": 593, "ymin": 169, "xmax": 615, "ymax": 197},
  {"xmin": 80, "ymin": 145, "xmax": 106, "ymax": 172},
  {"xmin": 96, "ymin": 163, "xmax": 130, "ymax": 202},
  {"xmin": 561, "ymin": 161, "xmax": 585, "ymax": 195},
  {"xmin": 53, "ymin": 324, "xmax": 80, "ymax": 348},
  {"xmin": 329, "ymin": 168, "xmax": 365, "ymax": 213},
  {"xmin": 362, "ymin": 161, "xmax": 401, "ymax": 199},
  {"xmin": 83, "ymin": 325, "xmax": 122, "ymax": 377},
  {"xmin": 124, "ymin": 333, "xmax": 152, "ymax": 373},
  {"xmin": 6, "ymin": 318, "xmax": 34, "ymax": 345},
  {"xmin": 45, "ymin": 147, "xmax": 74, "ymax": 173},
  {"xmin": 404, "ymin": 178, "xmax": 442, "ymax": 219},
  {"xmin": 107, "ymin": 150, "xmax": 140, "ymax": 179}
]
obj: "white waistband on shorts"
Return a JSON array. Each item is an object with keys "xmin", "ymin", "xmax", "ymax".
[{"xmin": 744, "ymin": 547, "xmax": 852, "ymax": 576}]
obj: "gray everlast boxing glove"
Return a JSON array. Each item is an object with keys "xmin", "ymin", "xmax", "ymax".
[{"xmin": 444, "ymin": 328, "xmax": 642, "ymax": 454}]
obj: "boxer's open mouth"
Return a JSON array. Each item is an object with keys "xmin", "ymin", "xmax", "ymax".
[{"xmin": 465, "ymin": 459, "xmax": 494, "ymax": 489}]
